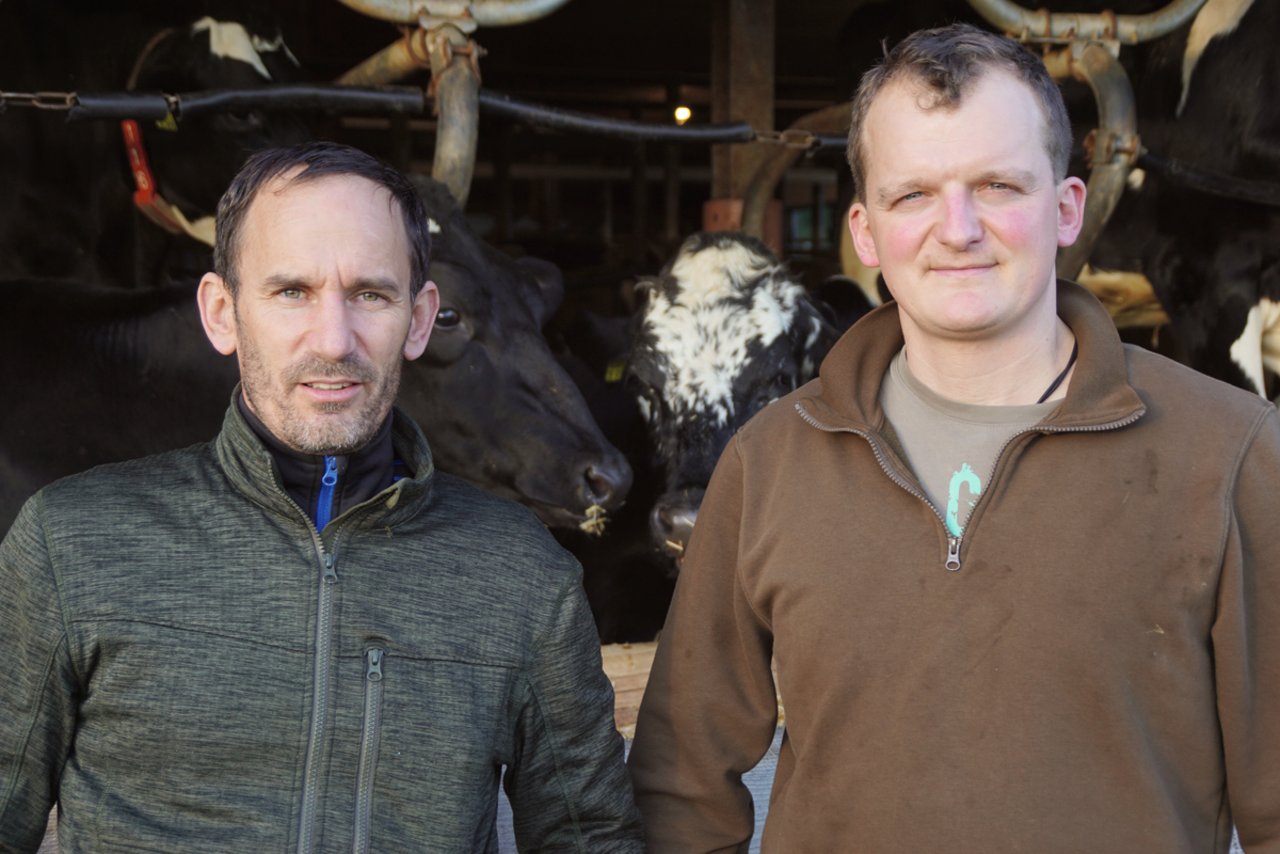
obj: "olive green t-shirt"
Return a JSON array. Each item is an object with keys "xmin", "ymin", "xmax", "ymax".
[{"xmin": 880, "ymin": 349, "xmax": 1058, "ymax": 537}]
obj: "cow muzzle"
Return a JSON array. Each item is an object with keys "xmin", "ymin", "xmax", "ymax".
[{"xmin": 650, "ymin": 488, "xmax": 703, "ymax": 560}]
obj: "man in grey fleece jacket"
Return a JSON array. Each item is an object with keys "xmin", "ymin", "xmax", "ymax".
[{"xmin": 0, "ymin": 142, "xmax": 643, "ymax": 852}]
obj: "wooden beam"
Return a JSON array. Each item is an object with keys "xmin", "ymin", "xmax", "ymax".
[{"xmin": 709, "ymin": 0, "xmax": 774, "ymax": 203}]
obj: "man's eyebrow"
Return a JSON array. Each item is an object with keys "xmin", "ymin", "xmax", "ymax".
[
  {"xmin": 875, "ymin": 180, "xmax": 926, "ymax": 206},
  {"xmin": 261, "ymin": 273, "xmax": 308, "ymax": 290},
  {"xmin": 347, "ymin": 276, "xmax": 403, "ymax": 294},
  {"xmin": 975, "ymin": 169, "xmax": 1039, "ymax": 187}
]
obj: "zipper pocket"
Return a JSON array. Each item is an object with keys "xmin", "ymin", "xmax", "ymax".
[{"xmin": 353, "ymin": 647, "xmax": 386, "ymax": 854}]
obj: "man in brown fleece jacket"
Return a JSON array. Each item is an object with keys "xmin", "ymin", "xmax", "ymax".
[{"xmin": 629, "ymin": 23, "xmax": 1280, "ymax": 854}]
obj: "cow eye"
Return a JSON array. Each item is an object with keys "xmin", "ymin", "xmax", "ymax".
[{"xmin": 435, "ymin": 307, "xmax": 461, "ymax": 328}]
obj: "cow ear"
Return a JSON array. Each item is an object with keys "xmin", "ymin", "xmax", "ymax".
[
  {"xmin": 791, "ymin": 299, "xmax": 841, "ymax": 380},
  {"xmin": 197, "ymin": 273, "xmax": 238, "ymax": 356},
  {"xmin": 516, "ymin": 257, "xmax": 565, "ymax": 325}
]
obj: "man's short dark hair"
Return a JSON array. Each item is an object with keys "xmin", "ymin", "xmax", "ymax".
[
  {"xmin": 846, "ymin": 23, "xmax": 1072, "ymax": 202},
  {"xmin": 214, "ymin": 141, "xmax": 432, "ymax": 299}
]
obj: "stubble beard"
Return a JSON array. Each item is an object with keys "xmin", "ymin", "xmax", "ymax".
[{"xmin": 239, "ymin": 336, "xmax": 403, "ymax": 456}]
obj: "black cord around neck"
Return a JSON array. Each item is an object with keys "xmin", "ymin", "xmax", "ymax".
[{"xmin": 1037, "ymin": 340, "xmax": 1079, "ymax": 404}]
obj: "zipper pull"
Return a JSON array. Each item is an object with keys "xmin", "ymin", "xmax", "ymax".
[
  {"xmin": 365, "ymin": 648, "xmax": 384, "ymax": 682},
  {"xmin": 315, "ymin": 456, "xmax": 340, "ymax": 530},
  {"xmin": 322, "ymin": 553, "xmax": 338, "ymax": 582},
  {"xmin": 945, "ymin": 537, "xmax": 962, "ymax": 572}
]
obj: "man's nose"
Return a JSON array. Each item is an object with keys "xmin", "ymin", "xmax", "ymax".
[
  {"xmin": 935, "ymin": 190, "xmax": 984, "ymax": 249},
  {"xmin": 310, "ymin": 294, "xmax": 358, "ymax": 359}
]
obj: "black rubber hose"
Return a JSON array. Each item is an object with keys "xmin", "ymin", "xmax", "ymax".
[
  {"xmin": 477, "ymin": 90, "xmax": 756, "ymax": 143},
  {"xmin": 63, "ymin": 84, "xmax": 849, "ymax": 148}
]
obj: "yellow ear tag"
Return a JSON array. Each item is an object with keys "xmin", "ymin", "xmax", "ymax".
[
  {"xmin": 604, "ymin": 362, "xmax": 625, "ymax": 383},
  {"xmin": 154, "ymin": 113, "xmax": 179, "ymax": 132}
]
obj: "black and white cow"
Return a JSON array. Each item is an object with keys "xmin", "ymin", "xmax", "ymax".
[
  {"xmin": 0, "ymin": 178, "xmax": 631, "ymax": 535},
  {"xmin": 627, "ymin": 232, "xmax": 869, "ymax": 558},
  {"xmin": 0, "ymin": 6, "xmax": 308, "ymax": 289},
  {"xmin": 1088, "ymin": 0, "xmax": 1280, "ymax": 398}
]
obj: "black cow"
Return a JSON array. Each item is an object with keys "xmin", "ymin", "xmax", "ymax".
[
  {"xmin": 1087, "ymin": 0, "xmax": 1280, "ymax": 398},
  {"xmin": 0, "ymin": 5, "xmax": 308, "ymax": 289},
  {"xmin": 0, "ymin": 178, "xmax": 631, "ymax": 535},
  {"xmin": 627, "ymin": 232, "xmax": 869, "ymax": 559}
]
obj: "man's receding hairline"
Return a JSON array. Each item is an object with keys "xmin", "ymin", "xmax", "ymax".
[{"xmin": 859, "ymin": 67, "xmax": 1059, "ymax": 195}]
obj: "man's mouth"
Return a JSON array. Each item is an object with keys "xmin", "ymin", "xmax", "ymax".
[{"xmin": 305, "ymin": 381, "xmax": 355, "ymax": 390}]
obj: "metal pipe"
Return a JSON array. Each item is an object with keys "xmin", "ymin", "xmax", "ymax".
[
  {"xmin": 335, "ymin": 0, "xmax": 572, "ymax": 26},
  {"xmin": 429, "ymin": 25, "xmax": 481, "ymax": 206},
  {"xmin": 966, "ymin": 0, "xmax": 1206, "ymax": 44},
  {"xmin": 1057, "ymin": 41, "xmax": 1140, "ymax": 281},
  {"xmin": 336, "ymin": 29, "xmax": 431, "ymax": 86},
  {"xmin": 741, "ymin": 102, "xmax": 850, "ymax": 238}
]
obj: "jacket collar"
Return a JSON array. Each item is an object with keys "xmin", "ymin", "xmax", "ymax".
[
  {"xmin": 214, "ymin": 386, "xmax": 436, "ymax": 531},
  {"xmin": 800, "ymin": 280, "xmax": 1146, "ymax": 432}
]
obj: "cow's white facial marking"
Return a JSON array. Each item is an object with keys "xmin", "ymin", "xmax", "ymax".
[
  {"xmin": 641, "ymin": 242, "xmax": 806, "ymax": 428},
  {"xmin": 1230, "ymin": 297, "xmax": 1280, "ymax": 395},
  {"xmin": 1180, "ymin": 0, "xmax": 1254, "ymax": 115},
  {"xmin": 428, "ymin": 218, "xmax": 442, "ymax": 235},
  {"xmin": 192, "ymin": 17, "xmax": 297, "ymax": 82}
]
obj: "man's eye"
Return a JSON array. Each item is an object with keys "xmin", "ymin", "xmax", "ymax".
[
  {"xmin": 357, "ymin": 292, "xmax": 385, "ymax": 303},
  {"xmin": 280, "ymin": 288, "xmax": 303, "ymax": 299}
]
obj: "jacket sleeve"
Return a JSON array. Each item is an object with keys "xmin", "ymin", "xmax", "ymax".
[
  {"xmin": 1214, "ymin": 406, "xmax": 1280, "ymax": 853},
  {"xmin": 628, "ymin": 436, "xmax": 779, "ymax": 853},
  {"xmin": 0, "ymin": 495, "xmax": 78, "ymax": 852},
  {"xmin": 503, "ymin": 561, "xmax": 645, "ymax": 852}
]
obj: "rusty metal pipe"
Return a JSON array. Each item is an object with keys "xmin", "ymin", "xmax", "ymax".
[
  {"xmin": 335, "ymin": 0, "xmax": 572, "ymax": 26},
  {"xmin": 336, "ymin": 29, "xmax": 431, "ymax": 86},
  {"xmin": 1057, "ymin": 41, "xmax": 1140, "ymax": 280},
  {"xmin": 966, "ymin": 0, "xmax": 1206, "ymax": 44},
  {"xmin": 741, "ymin": 103, "xmax": 851, "ymax": 239},
  {"xmin": 429, "ymin": 26, "xmax": 480, "ymax": 206}
]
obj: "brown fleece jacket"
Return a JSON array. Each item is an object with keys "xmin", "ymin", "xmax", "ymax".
[{"xmin": 629, "ymin": 282, "xmax": 1280, "ymax": 854}]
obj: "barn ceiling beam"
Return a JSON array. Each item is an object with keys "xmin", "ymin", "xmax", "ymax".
[
  {"xmin": 334, "ymin": 0, "xmax": 573, "ymax": 27},
  {"xmin": 966, "ymin": 0, "xmax": 1207, "ymax": 44}
]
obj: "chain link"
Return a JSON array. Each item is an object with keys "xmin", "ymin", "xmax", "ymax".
[
  {"xmin": 754, "ymin": 128, "xmax": 821, "ymax": 150},
  {"xmin": 0, "ymin": 91, "xmax": 78, "ymax": 111}
]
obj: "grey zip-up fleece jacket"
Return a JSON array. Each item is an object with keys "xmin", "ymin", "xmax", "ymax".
[
  {"xmin": 630, "ymin": 282, "xmax": 1280, "ymax": 853},
  {"xmin": 0, "ymin": 402, "xmax": 644, "ymax": 853}
]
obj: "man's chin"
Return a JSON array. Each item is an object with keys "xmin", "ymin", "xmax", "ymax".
[{"xmin": 280, "ymin": 413, "xmax": 384, "ymax": 456}]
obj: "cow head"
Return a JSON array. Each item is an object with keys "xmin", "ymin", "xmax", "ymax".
[
  {"xmin": 396, "ymin": 176, "xmax": 633, "ymax": 530},
  {"xmin": 628, "ymin": 232, "xmax": 840, "ymax": 558},
  {"xmin": 128, "ymin": 14, "xmax": 310, "ymax": 245}
]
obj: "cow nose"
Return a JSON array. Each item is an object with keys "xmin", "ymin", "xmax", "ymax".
[
  {"xmin": 650, "ymin": 490, "xmax": 702, "ymax": 559},
  {"xmin": 581, "ymin": 454, "xmax": 633, "ymax": 512}
]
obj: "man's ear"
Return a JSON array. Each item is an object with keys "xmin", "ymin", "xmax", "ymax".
[
  {"xmin": 404, "ymin": 281, "xmax": 439, "ymax": 360},
  {"xmin": 197, "ymin": 273, "xmax": 239, "ymax": 356},
  {"xmin": 848, "ymin": 202, "xmax": 881, "ymax": 268},
  {"xmin": 1056, "ymin": 175, "xmax": 1088, "ymax": 247}
]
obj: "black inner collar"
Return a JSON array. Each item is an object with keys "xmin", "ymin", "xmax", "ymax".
[{"xmin": 237, "ymin": 395, "xmax": 397, "ymax": 528}]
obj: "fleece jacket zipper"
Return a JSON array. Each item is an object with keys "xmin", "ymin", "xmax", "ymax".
[
  {"xmin": 353, "ymin": 647, "xmax": 386, "ymax": 854},
  {"xmin": 315, "ymin": 455, "xmax": 339, "ymax": 531},
  {"xmin": 296, "ymin": 537, "xmax": 339, "ymax": 854},
  {"xmin": 795, "ymin": 401, "xmax": 1143, "ymax": 571}
]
